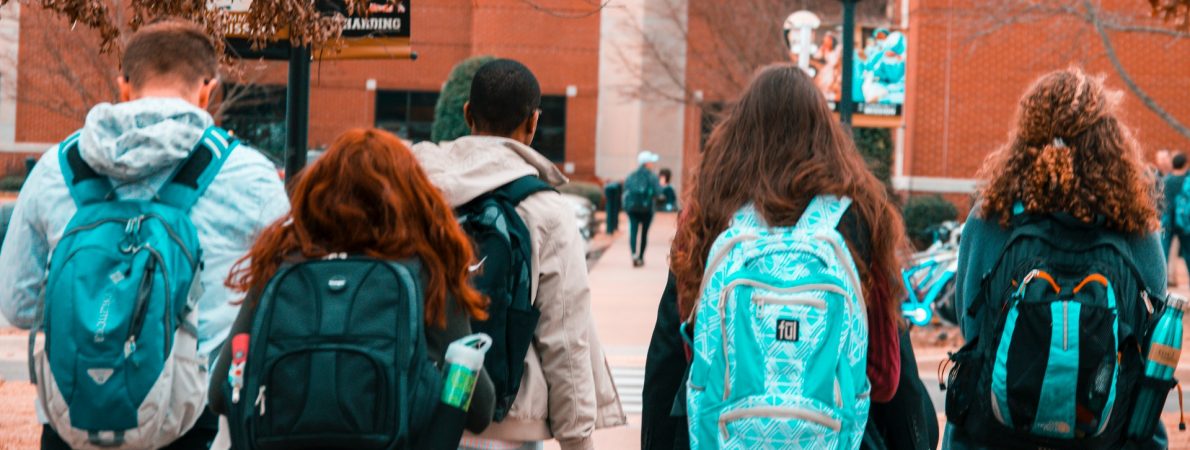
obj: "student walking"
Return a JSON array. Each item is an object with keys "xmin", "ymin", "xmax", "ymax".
[
  {"xmin": 208, "ymin": 128, "xmax": 496, "ymax": 448},
  {"xmin": 1164, "ymin": 152, "xmax": 1187, "ymax": 286},
  {"xmin": 411, "ymin": 59, "xmax": 625, "ymax": 450},
  {"xmin": 668, "ymin": 64, "xmax": 910, "ymax": 449},
  {"xmin": 945, "ymin": 68, "xmax": 1170, "ymax": 449},
  {"xmin": 0, "ymin": 19, "xmax": 288, "ymax": 449},
  {"xmin": 624, "ymin": 151, "xmax": 663, "ymax": 267}
]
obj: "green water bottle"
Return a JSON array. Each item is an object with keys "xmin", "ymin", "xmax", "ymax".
[
  {"xmin": 1127, "ymin": 294, "xmax": 1184, "ymax": 440},
  {"xmin": 442, "ymin": 333, "xmax": 491, "ymax": 411}
]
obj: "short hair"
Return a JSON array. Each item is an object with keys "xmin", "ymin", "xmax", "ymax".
[
  {"xmin": 121, "ymin": 19, "xmax": 218, "ymax": 91},
  {"xmin": 1174, "ymin": 153, "xmax": 1187, "ymax": 170},
  {"xmin": 468, "ymin": 59, "xmax": 541, "ymax": 135}
]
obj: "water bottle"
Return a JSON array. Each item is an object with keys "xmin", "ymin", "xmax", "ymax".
[
  {"xmin": 1127, "ymin": 294, "xmax": 1185, "ymax": 440},
  {"xmin": 441, "ymin": 333, "xmax": 491, "ymax": 411}
]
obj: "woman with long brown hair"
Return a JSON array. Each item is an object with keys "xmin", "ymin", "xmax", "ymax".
[
  {"xmin": 946, "ymin": 68, "xmax": 1168, "ymax": 448},
  {"xmin": 667, "ymin": 64, "xmax": 909, "ymax": 449},
  {"xmin": 208, "ymin": 128, "xmax": 495, "ymax": 435}
]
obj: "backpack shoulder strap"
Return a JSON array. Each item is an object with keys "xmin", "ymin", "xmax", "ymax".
[
  {"xmin": 494, "ymin": 175, "xmax": 556, "ymax": 206},
  {"xmin": 157, "ymin": 126, "xmax": 238, "ymax": 211},
  {"xmin": 794, "ymin": 195, "xmax": 853, "ymax": 231},
  {"xmin": 58, "ymin": 131, "xmax": 115, "ymax": 207}
]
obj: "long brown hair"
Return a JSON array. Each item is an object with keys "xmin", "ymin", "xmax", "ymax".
[
  {"xmin": 978, "ymin": 68, "xmax": 1159, "ymax": 234},
  {"xmin": 671, "ymin": 64, "xmax": 907, "ymax": 327},
  {"xmin": 226, "ymin": 128, "xmax": 488, "ymax": 327}
]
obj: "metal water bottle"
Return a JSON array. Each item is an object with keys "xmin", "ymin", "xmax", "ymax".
[
  {"xmin": 441, "ymin": 333, "xmax": 491, "ymax": 411},
  {"xmin": 1127, "ymin": 294, "xmax": 1185, "ymax": 440}
]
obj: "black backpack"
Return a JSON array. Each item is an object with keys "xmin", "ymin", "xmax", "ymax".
[
  {"xmin": 227, "ymin": 257, "xmax": 442, "ymax": 450},
  {"xmin": 623, "ymin": 168, "xmax": 656, "ymax": 214},
  {"xmin": 944, "ymin": 213, "xmax": 1158, "ymax": 449},
  {"xmin": 455, "ymin": 175, "xmax": 554, "ymax": 421}
]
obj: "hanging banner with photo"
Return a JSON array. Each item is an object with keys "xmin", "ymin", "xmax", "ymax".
[
  {"xmin": 218, "ymin": 0, "xmax": 412, "ymax": 60},
  {"xmin": 783, "ymin": 10, "xmax": 905, "ymax": 118}
]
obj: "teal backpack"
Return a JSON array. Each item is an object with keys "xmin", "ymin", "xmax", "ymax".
[
  {"xmin": 30, "ymin": 127, "xmax": 235, "ymax": 449},
  {"xmin": 623, "ymin": 167, "xmax": 657, "ymax": 214},
  {"xmin": 686, "ymin": 196, "xmax": 869, "ymax": 449}
]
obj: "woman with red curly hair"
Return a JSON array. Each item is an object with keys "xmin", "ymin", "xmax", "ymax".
[
  {"xmin": 208, "ymin": 128, "xmax": 495, "ymax": 433},
  {"xmin": 947, "ymin": 68, "xmax": 1168, "ymax": 448}
]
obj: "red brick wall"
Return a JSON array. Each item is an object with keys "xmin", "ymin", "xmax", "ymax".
[
  {"xmin": 12, "ymin": 1, "xmax": 601, "ymax": 180},
  {"xmin": 905, "ymin": 0, "xmax": 1190, "ymax": 187}
]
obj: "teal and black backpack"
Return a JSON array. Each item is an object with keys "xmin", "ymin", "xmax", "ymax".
[
  {"xmin": 944, "ymin": 212, "xmax": 1155, "ymax": 449},
  {"xmin": 686, "ymin": 196, "xmax": 869, "ymax": 449},
  {"xmin": 30, "ymin": 127, "xmax": 234, "ymax": 449},
  {"xmin": 455, "ymin": 175, "xmax": 554, "ymax": 421}
]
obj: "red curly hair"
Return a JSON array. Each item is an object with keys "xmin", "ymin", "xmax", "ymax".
[
  {"xmin": 226, "ymin": 128, "xmax": 487, "ymax": 327},
  {"xmin": 978, "ymin": 68, "xmax": 1159, "ymax": 234}
]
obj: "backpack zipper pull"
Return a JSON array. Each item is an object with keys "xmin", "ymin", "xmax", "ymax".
[{"xmin": 255, "ymin": 385, "xmax": 267, "ymax": 416}]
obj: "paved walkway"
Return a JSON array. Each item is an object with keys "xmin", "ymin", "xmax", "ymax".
[{"xmin": 544, "ymin": 212, "xmax": 678, "ymax": 449}]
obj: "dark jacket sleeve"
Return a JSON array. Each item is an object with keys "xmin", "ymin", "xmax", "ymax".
[
  {"xmin": 425, "ymin": 295, "xmax": 496, "ymax": 434},
  {"xmin": 641, "ymin": 272, "xmax": 691, "ymax": 450},
  {"xmin": 208, "ymin": 297, "xmax": 258, "ymax": 416},
  {"xmin": 837, "ymin": 208, "xmax": 900, "ymax": 403}
]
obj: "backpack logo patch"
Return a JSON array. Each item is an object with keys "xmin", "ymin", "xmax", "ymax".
[
  {"xmin": 776, "ymin": 319, "xmax": 799, "ymax": 342},
  {"xmin": 87, "ymin": 368, "xmax": 114, "ymax": 385}
]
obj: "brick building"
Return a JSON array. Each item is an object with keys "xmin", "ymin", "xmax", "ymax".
[
  {"xmin": 0, "ymin": 1, "xmax": 603, "ymax": 181},
  {"xmin": 2, "ymin": 0, "xmax": 1189, "ymax": 213}
]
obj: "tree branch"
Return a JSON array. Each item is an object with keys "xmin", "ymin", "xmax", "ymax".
[{"xmin": 1085, "ymin": 0, "xmax": 1190, "ymax": 140}]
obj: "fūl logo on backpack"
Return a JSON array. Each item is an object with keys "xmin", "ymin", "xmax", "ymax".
[
  {"xmin": 776, "ymin": 319, "xmax": 799, "ymax": 342},
  {"xmin": 94, "ymin": 295, "xmax": 113, "ymax": 343}
]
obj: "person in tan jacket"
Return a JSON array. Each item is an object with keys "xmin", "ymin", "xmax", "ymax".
[{"xmin": 412, "ymin": 59, "xmax": 625, "ymax": 450}]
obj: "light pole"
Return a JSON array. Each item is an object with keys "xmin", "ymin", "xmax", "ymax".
[{"xmin": 839, "ymin": 0, "xmax": 859, "ymax": 128}]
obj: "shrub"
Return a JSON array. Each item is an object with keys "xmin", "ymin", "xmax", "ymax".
[
  {"xmin": 855, "ymin": 127, "xmax": 893, "ymax": 195},
  {"xmin": 902, "ymin": 195, "xmax": 959, "ymax": 249},
  {"xmin": 431, "ymin": 55, "xmax": 497, "ymax": 143},
  {"xmin": 558, "ymin": 181, "xmax": 605, "ymax": 209},
  {"xmin": 0, "ymin": 175, "xmax": 25, "ymax": 192}
]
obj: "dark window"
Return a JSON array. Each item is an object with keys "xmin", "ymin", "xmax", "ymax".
[
  {"xmin": 530, "ymin": 95, "xmax": 567, "ymax": 163},
  {"xmin": 376, "ymin": 90, "xmax": 440, "ymax": 143},
  {"xmin": 699, "ymin": 102, "xmax": 725, "ymax": 151},
  {"xmin": 219, "ymin": 84, "xmax": 287, "ymax": 162}
]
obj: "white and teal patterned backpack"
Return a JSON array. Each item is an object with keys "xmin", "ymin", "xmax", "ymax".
[{"xmin": 686, "ymin": 195, "xmax": 870, "ymax": 449}]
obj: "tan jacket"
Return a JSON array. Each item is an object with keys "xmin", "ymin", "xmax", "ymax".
[{"xmin": 412, "ymin": 136, "xmax": 626, "ymax": 450}]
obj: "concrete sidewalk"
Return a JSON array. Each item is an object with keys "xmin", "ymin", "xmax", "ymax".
[{"xmin": 543, "ymin": 212, "xmax": 679, "ymax": 449}]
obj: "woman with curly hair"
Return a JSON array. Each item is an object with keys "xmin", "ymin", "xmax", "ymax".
[{"xmin": 947, "ymin": 68, "xmax": 1167, "ymax": 448}]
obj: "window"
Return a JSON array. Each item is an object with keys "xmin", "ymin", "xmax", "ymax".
[
  {"xmin": 699, "ymin": 102, "xmax": 725, "ymax": 151},
  {"xmin": 375, "ymin": 90, "xmax": 440, "ymax": 143},
  {"xmin": 219, "ymin": 84, "xmax": 287, "ymax": 162},
  {"xmin": 531, "ymin": 95, "xmax": 567, "ymax": 162}
]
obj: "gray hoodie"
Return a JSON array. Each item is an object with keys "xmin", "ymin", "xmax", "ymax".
[
  {"xmin": 0, "ymin": 97, "xmax": 289, "ymax": 363},
  {"xmin": 412, "ymin": 136, "xmax": 625, "ymax": 450}
]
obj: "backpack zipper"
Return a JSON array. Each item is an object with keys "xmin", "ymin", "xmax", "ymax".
[
  {"xmin": 718, "ymin": 405, "xmax": 841, "ymax": 441},
  {"xmin": 255, "ymin": 385, "xmax": 267, "ymax": 416}
]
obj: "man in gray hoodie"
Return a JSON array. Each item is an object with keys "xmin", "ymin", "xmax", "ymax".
[
  {"xmin": 0, "ymin": 20, "xmax": 288, "ymax": 449},
  {"xmin": 412, "ymin": 59, "xmax": 624, "ymax": 450}
]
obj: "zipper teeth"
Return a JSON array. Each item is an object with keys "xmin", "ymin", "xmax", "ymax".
[
  {"xmin": 754, "ymin": 295, "xmax": 828, "ymax": 310},
  {"xmin": 719, "ymin": 406, "xmax": 842, "ymax": 440},
  {"xmin": 142, "ymin": 246, "xmax": 172, "ymax": 356}
]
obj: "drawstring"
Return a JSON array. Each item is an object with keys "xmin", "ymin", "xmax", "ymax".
[
  {"xmin": 938, "ymin": 355, "xmax": 953, "ymax": 391},
  {"xmin": 1178, "ymin": 382, "xmax": 1186, "ymax": 431}
]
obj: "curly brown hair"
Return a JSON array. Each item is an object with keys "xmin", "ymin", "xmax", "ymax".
[{"xmin": 978, "ymin": 68, "xmax": 1160, "ymax": 234}]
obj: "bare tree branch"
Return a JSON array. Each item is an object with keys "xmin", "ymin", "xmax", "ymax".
[
  {"xmin": 517, "ymin": 0, "xmax": 609, "ymax": 19},
  {"xmin": 1085, "ymin": 0, "xmax": 1190, "ymax": 140}
]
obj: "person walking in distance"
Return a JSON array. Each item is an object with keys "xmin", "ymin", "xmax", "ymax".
[
  {"xmin": 624, "ymin": 151, "xmax": 663, "ymax": 267},
  {"xmin": 1163, "ymin": 152, "xmax": 1188, "ymax": 286},
  {"xmin": 0, "ymin": 19, "xmax": 288, "ymax": 449},
  {"xmin": 412, "ymin": 59, "xmax": 625, "ymax": 450}
]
